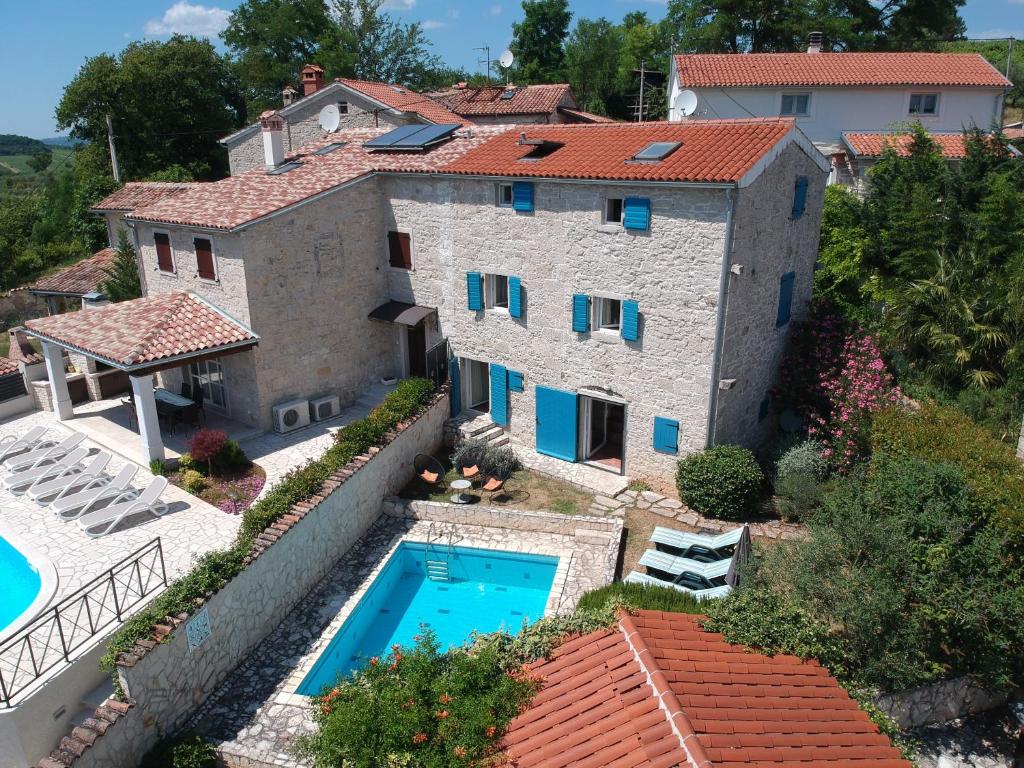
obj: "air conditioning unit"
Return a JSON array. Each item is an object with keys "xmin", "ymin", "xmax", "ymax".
[
  {"xmin": 310, "ymin": 394, "xmax": 340, "ymax": 422},
  {"xmin": 272, "ymin": 398, "xmax": 310, "ymax": 434}
]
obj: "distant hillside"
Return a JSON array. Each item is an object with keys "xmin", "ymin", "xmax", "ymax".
[
  {"xmin": 0, "ymin": 134, "xmax": 47, "ymax": 156},
  {"xmin": 41, "ymin": 136, "xmax": 86, "ymax": 148}
]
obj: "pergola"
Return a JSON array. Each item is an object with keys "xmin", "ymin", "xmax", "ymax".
[{"xmin": 25, "ymin": 292, "xmax": 259, "ymax": 462}]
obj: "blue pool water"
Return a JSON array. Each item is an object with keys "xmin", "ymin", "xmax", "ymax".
[
  {"xmin": 297, "ymin": 543, "xmax": 557, "ymax": 695},
  {"xmin": 0, "ymin": 533, "xmax": 41, "ymax": 633}
]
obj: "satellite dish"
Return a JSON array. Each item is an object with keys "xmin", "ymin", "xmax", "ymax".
[
  {"xmin": 319, "ymin": 104, "xmax": 341, "ymax": 133},
  {"xmin": 499, "ymin": 49, "xmax": 514, "ymax": 69},
  {"xmin": 675, "ymin": 89, "xmax": 699, "ymax": 117}
]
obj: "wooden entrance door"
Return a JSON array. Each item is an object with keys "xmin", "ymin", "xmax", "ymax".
[{"xmin": 407, "ymin": 323, "xmax": 426, "ymax": 378}]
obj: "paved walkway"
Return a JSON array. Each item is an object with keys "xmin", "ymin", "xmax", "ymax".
[{"xmin": 510, "ymin": 438, "xmax": 629, "ymax": 497}]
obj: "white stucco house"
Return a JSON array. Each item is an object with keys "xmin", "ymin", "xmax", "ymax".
[{"xmin": 667, "ymin": 45, "xmax": 1012, "ymax": 185}]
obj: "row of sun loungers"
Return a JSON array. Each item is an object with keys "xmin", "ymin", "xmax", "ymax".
[
  {"xmin": 0, "ymin": 427, "xmax": 168, "ymax": 537},
  {"xmin": 625, "ymin": 525, "xmax": 749, "ymax": 601}
]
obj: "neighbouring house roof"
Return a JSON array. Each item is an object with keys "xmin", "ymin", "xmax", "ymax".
[
  {"xmin": 0, "ymin": 358, "xmax": 19, "ymax": 377},
  {"xmin": 429, "ymin": 84, "xmax": 574, "ymax": 117},
  {"xmin": 503, "ymin": 610, "xmax": 911, "ymax": 768},
  {"xmin": 29, "ymin": 247, "xmax": 118, "ymax": 297},
  {"xmin": 557, "ymin": 107, "xmax": 616, "ymax": 123},
  {"xmin": 1006, "ymin": 128, "xmax": 1024, "ymax": 140},
  {"xmin": 90, "ymin": 182, "xmax": 197, "ymax": 213},
  {"xmin": 25, "ymin": 292, "xmax": 258, "ymax": 372},
  {"xmin": 842, "ymin": 130, "xmax": 1022, "ymax": 159},
  {"xmin": 6, "ymin": 328, "xmax": 43, "ymax": 366},
  {"xmin": 334, "ymin": 78, "xmax": 468, "ymax": 125},
  {"xmin": 674, "ymin": 52, "xmax": 1012, "ymax": 89}
]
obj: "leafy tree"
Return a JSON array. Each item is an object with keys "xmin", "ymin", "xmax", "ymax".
[
  {"xmin": 100, "ymin": 230, "xmax": 142, "ymax": 303},
  {"xmin": 56, "ymin": 36, "xmax": 245, "ymax": 180},
  {"xmin": 510, "ymin": 0, "xmax": 572, "ymax": 83},
  {"xmin": 26, "ymin": 150, "xmax": 52, "ymax": 174},
  {"xmin": 564, "ymin": 18, "xmax": 622, "ymax": 114},
  {"xmin": 813, "ymin": 186, "xmax": 873, "ymax": 322}
]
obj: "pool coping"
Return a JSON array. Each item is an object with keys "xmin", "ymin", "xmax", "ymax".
[
  {"xmin": 274, "ymin": 526, "xmax": 574, "ymax": 707},
  {"xmin": 0, "ymin": 527, "xmax": 59, "ymax": 644}
]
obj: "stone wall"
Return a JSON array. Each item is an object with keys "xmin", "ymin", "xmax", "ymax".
[
  {"xmin": 874, "ymin": 677, "xmax": 1011, "ymax": 730},
  {"xmin": 42, "ymin": 389, "xmax": 449, "ymax": 768},
  {"xmin": 0, "ymin": 290, "xmax": 47, "ymax": 328}
]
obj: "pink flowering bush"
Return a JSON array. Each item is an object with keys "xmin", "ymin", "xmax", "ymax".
[{"xmin": 778, "ymin": 305, "xmax": 900, "ymax": 472}]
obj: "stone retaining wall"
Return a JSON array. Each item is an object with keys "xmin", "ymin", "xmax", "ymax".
[
  {"xmin": 874, "ymin": 677, "xmax": 1011, "ymax": 730},
  {"xmin": 37, "ymin": 390, "xmax": 450, "ymax": 768}
]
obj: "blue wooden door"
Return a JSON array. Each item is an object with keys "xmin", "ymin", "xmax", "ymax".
[{"xmin": 535, "ymin": 386, "xmax": 577, "ymax": 462}]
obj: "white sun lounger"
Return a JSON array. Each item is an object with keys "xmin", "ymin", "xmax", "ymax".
[
  {"xmin": 3, "ymin": 432, "xmax": 85, "ymax": 473},
  {"xmin": 28, "ymin": 451, "xmax": 110, "ymax": 502},
  {"xmin": 1, "ymin": 447, "xmax": 90, "ymax": 493},
  {"xmin": 637, "ymin": 549, "xmax": 733, "ymax": 582},
  {"xmin": 0, "ymin": 426, "xmax": 49, "ymax": 463},
  {"xmin": 52, "ymin": 464, "xmax": 138, "ymax": 520},
  {"xmin": 624, "ymin": 571, "xmax": 733, "ymax": 601},
  {"xmin": 77, "ymin": 477, "xmax": 169, "ymax": 538},
  {"xmin": 650, "ymin": 525, "xmax": 745, "ymax": 559}
]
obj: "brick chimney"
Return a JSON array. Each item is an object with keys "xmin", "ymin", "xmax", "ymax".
[
  {"xmin": 301, "ymin": 64, "xmax": 325, "ymax": 96},
  {"xmin": 807, "ymin": 31, "xmax": 823, "ymax": 54},
  {"xmin": 7, "ymin": 328, "xmax": 43, "ymax": 366},
  {"xmin": 259, "ymin": 110, "xmax": 285, "ymax": 170},
  {"xmin": 282, "ymin": 85, "xmax": 298, "ymax": 107}
]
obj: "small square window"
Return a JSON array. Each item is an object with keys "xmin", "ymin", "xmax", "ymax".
[
  {"xmin": 604, "ymin": 198, "xmax": 623, "ymax": 224},
  {"xmin": 595, "ymin": 297, "xmax": 621, "ymax": 331},
  {"xmin": 909, "ymin": 93, "xmax": 938, "ymax": 115},
  {"xmin": 496, "ymin": 183, "xmax": 514, "ymax": 208},
  {"xmin": 486, "ymin": 274, "xmax": 509, "ymax": 309},
  {"xmin": 780, "ymin": 93, "xmax": 810, "ymax": 116},
  {"xmin": 338, "ymin": 101, "xmax": 349, "ymax": 114}
]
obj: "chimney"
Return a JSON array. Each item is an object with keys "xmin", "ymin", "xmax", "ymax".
[
  {"xmin": 807, "ymin": 31, "xmax": 823, "ymax": 54},
  {"xmin": 282, "ymin": 85, "xmax": 298, "ymax": 107},
  {"xmin": 259, "ymin": 110, "xmax": 285, "ymax": 170},
  {"xmin": 7, "ymin": 328, "xmax": 41, "ymax": 366},
  {"xmin": 301, "ymin": 64, "xmax": 325, "ymax": 96}
]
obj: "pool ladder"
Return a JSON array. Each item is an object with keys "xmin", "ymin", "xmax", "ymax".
[{"xmin": 425, "ymin": 524, "xmax": 454, "ymax": 582}]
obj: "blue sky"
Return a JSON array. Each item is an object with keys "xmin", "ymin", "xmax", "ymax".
[{"xmin": 0, "ymin": 0, "xmax": 1018, "ymax": 137}]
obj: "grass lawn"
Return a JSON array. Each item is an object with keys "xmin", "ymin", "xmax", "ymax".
[
  {"xmin": 0, "ymin": 147, "xmax": 73, "ymax": 176},
  {"xmin": 399, "ymin": 450, "xmax": 594, "ymax": 515}
]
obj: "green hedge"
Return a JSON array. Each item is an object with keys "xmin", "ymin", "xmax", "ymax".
[
  {"xmin": 676, "ymin": 445, "xmax": 765, "ymax": 519},
  {"xmin": 575, "ymin": 582, "xmax": 704, "ymax": 615},
  {"xmin": 102, "ymin": 378, "xmax": 437, "ymax": 673}
]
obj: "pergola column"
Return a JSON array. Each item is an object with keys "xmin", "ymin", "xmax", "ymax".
[
  {"xmin": 42, "ymin": 342, "xmax": 73, "ymax": 420},
  {"xmin": 130, "ymin": 374, "xmax": 165, "ymax": 463}
]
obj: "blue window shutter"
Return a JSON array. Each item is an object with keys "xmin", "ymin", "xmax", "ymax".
[
  {"xmin": 776, "ymin": 271, "xmax": 796, "ymax": 327},
  {"xmin": 508, "ymin": 370, "xmax": 524, "ymax": 392},
  {"xmin": 512, "ymin": 181, "xmax": 534, "ymax": 212},
  {"xmin": 621, "ymin": 299, "xmax": 639, "ymax": 342},
  {"xmin": 792, "ymin": 176, "xmax": 808, "ymax": 219},
  {"xmin": 535, "ymin": 386, "xmax": 577, "ymax": 461},
  {"xmin": 653, "ymin": 417, "xmax": 679, "ymax": 455},
  {"xmin": 623, "ymin": 197, "xmax": 651, "ymax": 231},
  {"xmin": 467, "ymin": 271, "xmax": 483, "ymax": 311},
  {"xmin": 572, "ymin": 294, "xmax": 590, "ymax": 332},
  {"xmin": 509, "ymin": 276, "xmax": 522, "ymax": 318},
  {"xmin": 449, "ymin": 358, "xmax": 461, "ymax": 417},
  {"xmin": 490, "ymin": 363, "xmax": 509, "ymax": 426}
]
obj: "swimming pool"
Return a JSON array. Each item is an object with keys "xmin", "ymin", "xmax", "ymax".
[
  {"xmin": 297, "ymin": 543, "xmax": 558, "ymax": 696},
  {"xmin": 0, "ymin": 532, "xmax": 43, "ymax": 635}
]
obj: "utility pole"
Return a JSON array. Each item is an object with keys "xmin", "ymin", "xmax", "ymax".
[
  {"xmin": 1008, "ymin": 37, "xmax": 1015, "ymax": 80},
  {"xmin": 475, "ymin": 45, "xmax": 491, "ymax": 83},
  {"xmin": 105, "ymin": 114, "xmax": 121, "ymax": 184}
]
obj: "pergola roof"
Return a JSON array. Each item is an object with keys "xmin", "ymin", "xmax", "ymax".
[{"xmin": 25, "ymin": 292, "xmax": 258, "ymax": 372}]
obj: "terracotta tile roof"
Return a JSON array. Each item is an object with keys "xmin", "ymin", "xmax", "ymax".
[
  {"xmin": 503, "ymin": 610, "xmax": 911, "ymax": 768},
  {"xmin": 5, "ymin": 328, "xmax": 43, "ymax": 365},
  {"xmin": 25, "ymin": 292, "xmax": 257, "ymax": 370},
  {"xmin": 430, "ymin": 84, "xmax": 574, "ymax": 117},
  {"xmin": 90, "ymin": 182, "xmax": 197, "ymax": 212},
  {"xmin": 675, "ymin": 52, "xmax": 1012, "ymax": 88},
  {"xmin": 1005, "ymin": 128, "xmax": 1024, "ymax": 140},
  {"xmin": 126, "ymin": 125, "xmax": 508, "ymax": 230},
  {"xmin": 0, "ymin": 358, "xmax": 19, "ymax": 377},
  {"xmin": 30, "ymin": 247, "xmax": 118, "ymax": 296},
  {"xmin": 441, "ymin": 119, "xmax": 797, "ymax": 183},
  {"xmin": 557, "ymin": 107, "xmax": 616, "ymax": 123},
  {"xmin": 843, "ymin": 131, "xmax": 970, "ymax": 158},
  {"xmin": 335, "ymin": 78, "xmax": 468, "ymax": 125}
]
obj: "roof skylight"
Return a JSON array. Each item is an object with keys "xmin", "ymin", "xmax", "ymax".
[
  {"xmin": 267, "ymin": 161, "xmax": 303, "ymax": 175},
  {"xmin": 314, "ymin": 141, "xmax": 348, "ymax": 155},
  {"xmin": 632, "ymin": 141, "xmax": 682, "ymax": 161}
]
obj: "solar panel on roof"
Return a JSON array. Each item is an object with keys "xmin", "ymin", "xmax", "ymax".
[
  {"xmin": 363, "ymin": 124, "xmax": 426, "ymax": 148},
  {"xmin": 500, "ymin": 88, "xmax": 518, "ymax": 100},
  {"xmin": 632, "ymin": 141, "xmax": 682, "ymax": 161},
  {"xmin": 364, "ymin": 123, "xmax": 461, "ymax": 151}
]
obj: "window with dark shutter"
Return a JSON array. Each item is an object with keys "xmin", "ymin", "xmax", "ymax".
[
  {"xmin": 195, "ymin": 238, "xmax": 216, "ymax": 280},
  {"xmin": 387, "ymin": 231, "xmax": 412, "ymax": 269},
  {"xmin": 155, "ymin": 233, "xmax": 173, "ymax": 273}
]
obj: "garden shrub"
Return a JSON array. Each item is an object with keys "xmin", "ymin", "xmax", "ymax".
[
  {"xmin": 675, "ymin": 445, "xmax": 765, "ymax": 519},
  {"xmin": 773, "ymin": 472, "xmax": 824, "ymax": 521},
  {"xmin": 181, "ymin": 469, "xmax": 206, "ymax": 495},
  {"xmin": 177, "ymin": 453, "xmax": 197, "ymax": 472},
  {"xmin": 296, "ymin": 632, "xmax": 536, "ymax": 768},
  {"xmin": 334, "ymin": 416, "xmax": 388, "ymax": 449},
  {"xmin": 149, "ymin": 459, "xmax": 165, "ymax": 476},
  {"xmin": 213, "ymin": 439, "xmax": 249, "ymax": 471},
  {"xmin": 451, "ymin": 438, "xmax": 487, "ymax": 472},
  {"xmin": 575, "ymin": 582, "xmax": 703, "ymax": 615},
  {"xmin": 139, "ymin": 732, "xmax": 216, "ymax": 768},
  {"xmin": 482, "ymin": 444, "xmax": 518, "ymax": 479},
  {"xmin": 774, "ymin": 440, "xmax": 828, "ymax": 484},
  {"xmin": 187, "ymin": 429, "xmax": 228, "ymax": 474}
]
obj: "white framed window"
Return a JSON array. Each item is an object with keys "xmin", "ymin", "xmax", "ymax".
[
  {"xmin": 909, "ymin": 93, "xmax": 939, "ymax": 115},
  {"xmin": 780, "ymin": 93, "xmax": 810, "ymax": 116},
  {"xmin": 496, "ymin": 182, "xmax": 514, "ymax": 208},
  {"xmin": 188, "ymin": 357, "xmax": 227, "ymax": 411},
  {"xmin": 485, "ymin": 273, "xmax": 509, "ymax": 310},
  {"xmin": 594, "ymin": 296, "xmax": 622, "ymax": 332},
  {"xmin": 603, "ymin": 198, "xmax": 623, "ymax": 224}
]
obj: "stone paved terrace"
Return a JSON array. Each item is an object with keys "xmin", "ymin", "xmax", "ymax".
[{"xmin": 188, "ymin": 511, "xmax": 618, "ymax": 768}]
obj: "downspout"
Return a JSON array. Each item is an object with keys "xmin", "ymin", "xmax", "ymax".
[
  {"xmin": 705, "ymin": 187, "xmax": 736, "ymax": 448},
  {"xmin": 124, "ymin": 220, "xmax": 149, "ymax": 297}
]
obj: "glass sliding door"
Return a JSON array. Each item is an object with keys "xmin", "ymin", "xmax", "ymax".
[{"xmin": 188, "ymin": 357, "xmax": 228, "ymax": 412}]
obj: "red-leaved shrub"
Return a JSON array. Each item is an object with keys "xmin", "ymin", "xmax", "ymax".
[{"xmin": 187, "ymin": 428, "xmax": 228, "ymax": 473}]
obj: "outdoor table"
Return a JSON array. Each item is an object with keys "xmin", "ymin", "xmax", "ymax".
[
  {"xmin": 449, "ymin": 479, "xmax": 473, "ymax": 504},
  {"xmin": 155, "ymin": 388, "xmax": 193, "ymax": 407},
  {"xmin": 154, "ymin": 388, "xmax": 194, "ymax": 434}
]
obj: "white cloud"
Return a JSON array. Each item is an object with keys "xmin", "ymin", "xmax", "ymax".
[
  {"xmin": 381, "ymin": 0, "xmax": 416, "ymax": 8},
  {"xmin": 490, "ymin": 3, "xmax": 502, "ymax": 13},
  {"xmin": 421, "ymin": 19, "xmax": 446, "ymax": 29},
  {"xmin": 144, "ymin": 1, "xmax": 230, "ymax": 36},
  {"xmin": 974, "ymin": 27, "xmax": 1024, "ymax": 38}
]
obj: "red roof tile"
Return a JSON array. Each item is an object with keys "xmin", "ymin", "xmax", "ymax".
[
  {"xmin": 675, "ymin": 52, "xmax": 1011, "ymax": 88},
  {"xmin": 430, "ymin": 84, "xmax": 574, "ymax": 117},
  {"xmin": 502, "ymin": 610, "xmax": 911, "ymax": 768},
  {"xmin": 335, "ymin": 78, "xmax": 468, "ymax": 125},
  {"xmin": 90, "ymin": 182, "xmax": 198, "ymax": 212},
  {"xmin": 557, "ymin": 107, "xmax": 617, "ymax": 123},
  {"xmin": 25, "ymin": 292, "xmax": 257, "ymax": 370},
  {"xmin": 5, "ymin": 328, "xmax": 43, "ymax": 366},
  {"xmin": 30, "ymin": 247, "xmax": 118, "ymax": 296},
  {"xmin": 0, "ymin": 358, "xmax": 19, "ymax": 377},
  {"xmin": 843, "ymin": 131, "xmax": 970, "ymax": 158},
  {"xmin": 441, "ymin": 119, "xmax": 796, "ymax": 183}
]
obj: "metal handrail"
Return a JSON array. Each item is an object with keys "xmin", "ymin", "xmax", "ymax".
[{"xmin": 0, "ymin": 537, "xmax": 167, "ymax": 707}]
